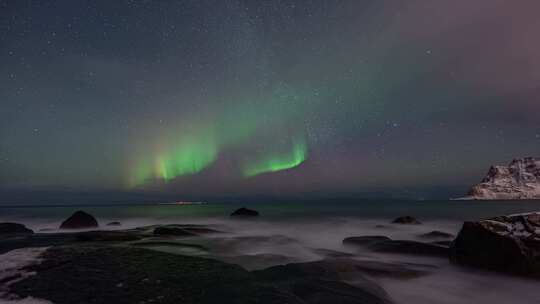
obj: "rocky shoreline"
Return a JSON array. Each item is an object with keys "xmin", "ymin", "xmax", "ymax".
[{"xmin": 1, "ymin": 211, "xmax": 539, "ymax": 303}]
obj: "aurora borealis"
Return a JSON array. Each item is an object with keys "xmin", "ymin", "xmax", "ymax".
[
  {"xmin": 243, "ymin": 139, "xmax": 307, "ymax": 178},
  {"xmin": 1, "ymin": 1, "xmax": 540, "ymax": 200}
]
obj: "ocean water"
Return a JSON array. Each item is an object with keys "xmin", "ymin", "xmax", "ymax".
[{"xmin": 1, "ymin": 200, "xmax": 540, "ymax": 304}]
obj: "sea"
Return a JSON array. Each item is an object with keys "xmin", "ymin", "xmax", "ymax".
[{"xmin": 1, "ymin": 199, "xmax": 540, "ymax": 304}]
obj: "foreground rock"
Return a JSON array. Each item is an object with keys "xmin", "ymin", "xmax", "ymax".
[
  {"xmin": 231, "ymin": 207, "xmax": 259, "ymax": 217},
  {"xmin": 344, "ymin": 236, "xmax": 448, "ymax": 257},
  {"xmin": 10, "ymin": 246, "xmax": 391, "ymax": 304},
  {"xmin": 463, "ymin": 157, "xmax": 540, "ymax": 200},
  {"xmin": 450, "ymin": 212, "xmax": 540, "ymax": 277},
  {"xmin": 253, "ymin": 259, "xmax": 392, "ymax": 303},
  {"xmin": 391, "ymin": 216, "xmax": 421, "ymax": 224},
  {"xmin": 153, "ymin": 224, "xmax": 222, "ymax": 237},
  {"xmin": 153, "ymin": 226, "xmax": 198, "ymax": 237},
  {"xmin": 75, "ymin": 230, "xmax": 144, "ymax": 242},
  {"xmin": 0, "ymin": 233, "xmax": 77, "ymax": 254},
  {"xmin": 106, "ymin": 221, "xmax": 121, "ymax": 226},
  {"xmin": 0, "ymin": 223, "xmax": 34, "ymax": 235},
  {"xmin": 59, "ymin": 211, "xmax": 99, "ymax": 229},
  {"xmin": 343, "ymin": 236, "xmax": 391, "ymax": 246}
]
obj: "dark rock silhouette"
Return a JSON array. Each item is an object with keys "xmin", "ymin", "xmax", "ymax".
[
  {"xmin": 344, "ymin": 235, "xmax": 447, "ymax": 257},
  {"xmin": 343, "ymin": 236, "xmax": 391, "ymax": 246},
  {"xmin": 230, "ymin": 207, "xmax": 260, "ymax": 217},
  {"xmin": 450, "ymin": 212, "xmax": 540, "ymax": 277},
  {"xmin": 0, "ymin": 223, "xmax": 34, "ymax": 235},
  {"xmin": 391, "ymin": 216, "xmax": 421, "ymax": 224},
  {"xmin": 419, "ymin": 231, "xmax": 454, "ymax": 239},
  {"xmin": 59, "ymin": 211, "xmax": 99, "ymax": 229},
  {"xmin": 153, "ymin": 226, "xmax": 198, "ymax": 237}
]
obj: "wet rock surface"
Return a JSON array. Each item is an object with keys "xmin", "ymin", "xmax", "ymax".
[
  {"xmin": 59, "ymin": 211, "xmax": 99, "ymax": 229},
  {"xmin": 344, "ymin": 235, "xmax": 448, "ymax": 257},
  {"xmin": 450, "ymin": 212, "xmax": 540, "ymax": 277},
  {"xmin": 0, "ymin": 223, "xmax": 34, "ymax": 235},
  {"xmin": 10, "ymin": 246, "xmax": 392, "ymax": 304},
  {"xmin": 343, "ymin": 236, "xmax": 392, "ymax": 246},
  {"xmin": 74, "ymin": 230, "xmax": 144, "ymax": 242},
  {"xmin": 0, "ymin": 233, "xmax": 77, "ymax": 254},
  {"xmin": 153, "ymin": 226, "xmax": 198, "ymax": 237}
]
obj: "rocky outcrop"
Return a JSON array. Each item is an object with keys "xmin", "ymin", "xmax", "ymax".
[
  {"xmin": 0, "ymin": 223, "xmax": 34, "ymax": 235},
  {"xmin": 464, "ymin": 157, "xmax": 540, "ymax": 200},
  {"xmin": 450, "ymin": 212, "xmax": 540, "ymax": 277},
  {"xmin": 230, "ymin": 207, "xmax": 259, "ymax": 217},
  {"xmin": 59, "ymin": 211, "xmax": 98, "ymax": 229}
]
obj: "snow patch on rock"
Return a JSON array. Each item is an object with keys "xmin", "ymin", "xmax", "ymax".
[{"xmin": 462, "ymin": 157, "xmax": 540, "ymax": 200}]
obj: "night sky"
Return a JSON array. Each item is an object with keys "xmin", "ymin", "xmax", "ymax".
[{"xmin": 1, "ymin": 0, "xmax": 539, "ymax": 200}]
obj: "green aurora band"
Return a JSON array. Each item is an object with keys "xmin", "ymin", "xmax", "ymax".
[
  {"xmin": 128, "ymin": 134, "xmax": 219, "ymax": 187},
  {"xmin": 156, "ymin": 141, "xmax": 218, "ymax": 182},
  {"xmin": 243, "ymin": 140, "xmax": 307, "ymax": 177},
  {"xmin": 128, "ymin": 85, "xmax": 317, "ymax": 187}
]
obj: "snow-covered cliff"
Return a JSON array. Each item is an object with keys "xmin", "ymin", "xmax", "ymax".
[{"xmin": 464, "ymin": 157, "xmax": 540, "ymax": 200}]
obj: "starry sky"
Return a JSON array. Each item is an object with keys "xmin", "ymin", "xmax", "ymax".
[{"xmin": 1, "ymin": 0, "xmax": 539, "ymax": 201}]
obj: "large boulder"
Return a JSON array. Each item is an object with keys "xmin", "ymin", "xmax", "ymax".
[
  {"xmin": 230, "ymin": 207, "xmax": 259, "ymax": 217},
  {"xmin": 59, "ymin": 211, "xmax": 98, "ymax": 229},
  {"xmin": 450, "ymin": 212, "xmax": 540, "ymax": 277},
  {"xmin": 0, "ymin": 223, "xmax": 34, "ymax": 235}
]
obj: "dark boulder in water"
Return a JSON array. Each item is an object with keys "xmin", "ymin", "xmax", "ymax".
[
  {"xmin": 419, "ymin": 231, "xmax": 454, "ymax": 239},
  {"xmin": 230, "ymin": 207, "xmax": 259, "ymax": 217},
  {"xmin": 59, "ymin": 211, "xmax": 99, "ymax": 229},
  {"xmin": 106, "ymin": 221, "xmax": 121, "ymax": 226},
  {"xmin": 450, "ymin": 212, "xmax": 540, "ymax": 278},
  {"xmin": 0, "ymin": 223, "xmax": 34, "ymax": 235},
  {"xmin": 391, "ymin": 216, "xmax": 421, "ymax": 224}
]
